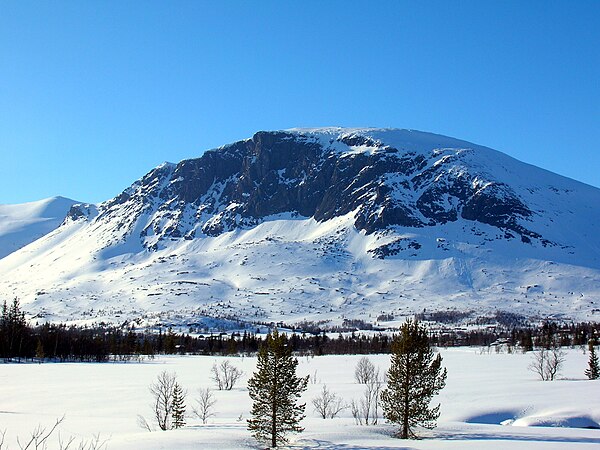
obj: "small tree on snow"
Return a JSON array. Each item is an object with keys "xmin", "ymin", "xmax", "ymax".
[
  {"xmin": 350, "ymin": 368, "xmax": 383, "ymax": 426},
  {"xmin": 585, "ymin": 339, "xmax": 600, "ymax": 380},
  {"xmin": 150, "ymin": 371, "xmax": 177, "ymax": 430},
  {"xmin": 354, "ymin": 357, "xmax": 376, "ymax": 384},
  {"xmin": 193, "ymin": 388, "xmax": 217, "ymax": 424},
  {"xmin": 529, "ymin": 345, "xmax": 565, "ymax": 381},
  {"xmin": 380, "ymin": 319, "xmax": 447, "ymax": 439},
  {"xmin": 211, "ymin": 360, "xmax": 244, "ymax": 390},
  {"xmin": 171, "ymin": 382, "xmax": 186, "ymax": 429},
  {"xmin": 247, "ymin": 329, "xmax": 308, "ymax": 447},
  {"xmin": 312, "ymin": 385, "xmax": 347, "ymax": 419}
]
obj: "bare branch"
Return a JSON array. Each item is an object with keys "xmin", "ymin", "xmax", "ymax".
[
  {"xmin": 211, "ymin": 361, "xmax": 243, "ymax": 390},
  {"xmin": 529, "ymin": 346, "xmax": 565, "ymax": 381},
  {"xmin": 58, "ymin": 433, "xmax": 76, "ymax": 450},
  {"xmin": 312, "ymin": 385, "xmax": 347, "ymax": 419},
  {"xmin": 351, "ymin": 371, "xmax": 382, "ymax": 425},
  {"xmin": 354, "ymin": 357, "xmax": 376, "ymax": 384},
  {"xmin": 149, "ymin": 371, "xmax": 177, "ymax": 430},
  {"xmin": 192, "ymin": 387, "xmax": 217, "ymax": 424},
  {"xmin": 136, "ymin": 415, "xmax": 153, "ymax": 432},
  {"xmin": 18, "ymin": 415, "xmax": 65, "ymax": 450},
  {"xmin": 3, "ymin": 418, "xmax": 106, "ymax": 450}
]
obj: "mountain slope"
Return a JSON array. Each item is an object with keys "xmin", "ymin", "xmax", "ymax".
[
  {"xmin": 0, "ymin": 196, "xmax": 80, "ymax": 260},
  {"xmin": 1, "ymin": 128, "xmax": 599, "ymax": 327}
]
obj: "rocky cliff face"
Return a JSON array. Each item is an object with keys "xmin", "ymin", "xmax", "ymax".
[{"xmin": 71, "ymin": 128, "xmax": 549, "ymax": 252}]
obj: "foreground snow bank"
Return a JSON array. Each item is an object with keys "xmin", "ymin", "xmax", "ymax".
[
  {"xmin": 466, "ymin": 409, "xmax": 600, "ymax": 429},
  {"xmin": 512, "ymin": 412, "xmax": 599, "ymax": 429}
]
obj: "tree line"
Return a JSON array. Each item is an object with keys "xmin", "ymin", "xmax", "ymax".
[{"xmin": 2, "ymin": 298, "xmax": 600, "ymax": 362}]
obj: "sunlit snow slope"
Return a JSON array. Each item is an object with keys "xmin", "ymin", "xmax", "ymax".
[
  {"xmin": 0, "ymin": 196, "xmax": 79, "ymax": 259},
  {"xmin": 1, "ymin": 129, "xmax": 599, "ymax": 327}
]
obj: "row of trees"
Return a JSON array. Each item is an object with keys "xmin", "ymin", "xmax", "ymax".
[{"xmin": 2, "ymin": 298, "xmax": 600, "ymax": 363}]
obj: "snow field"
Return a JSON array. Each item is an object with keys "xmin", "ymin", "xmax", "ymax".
[{"xmin": 0, "ymin": 348, "xmax": 599, "ymax": 449}]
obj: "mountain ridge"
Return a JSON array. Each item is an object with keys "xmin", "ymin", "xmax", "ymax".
[{"xmin": 1, "ymin": 128, "xmax": 599, "ymax": 328}]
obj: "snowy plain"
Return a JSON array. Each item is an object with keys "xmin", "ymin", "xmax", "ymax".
[{"xmin": 1, "ymin": 348, "xmax": 599, "ymax": 449}]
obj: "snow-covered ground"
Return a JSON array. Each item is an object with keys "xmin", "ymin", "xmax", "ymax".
[{"xmin": 1, "ymin": 348, "xmax": 599, "ymax": 449}]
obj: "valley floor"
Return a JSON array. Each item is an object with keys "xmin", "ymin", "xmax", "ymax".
[{"xmin": 1, "ymin": 348, "xmax": 599, "ymax": 449}]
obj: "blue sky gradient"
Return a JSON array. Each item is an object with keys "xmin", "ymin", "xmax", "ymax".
[{"xmin": 1, "ymin": 1, "xmax": 598, "ymax": 204}]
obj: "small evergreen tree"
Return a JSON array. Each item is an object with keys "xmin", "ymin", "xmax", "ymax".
[
  {"xmin": 164, "ymin": 327, "xmax": 177, "ymax": 354},
  {"xmin": 585, "ymin": 339, "xmax": 600, "ymax": 380},
  {"xmin": 247, "ymin": 329, "xmax": 308, "ymax": 448},
  {"xmin": 381, "ymin": 319, "xmax": 447, "ymax": 439},
  {"xmin": 171, "ymin": 382, "xmax": 186, "ymax": 429}
]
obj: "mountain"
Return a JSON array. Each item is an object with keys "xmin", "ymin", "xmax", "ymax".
[
  {"xmin": 1, "ymin": 128, "xmax": 599, "ymax": 328},
  {"xmin": 0, "ymin": 196, "xmax": 79, "ymax": 260}
]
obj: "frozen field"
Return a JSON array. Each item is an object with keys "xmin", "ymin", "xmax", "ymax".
[{"xmin": 1, "ymin": 348, "xmax": 599, "ymax": 449}]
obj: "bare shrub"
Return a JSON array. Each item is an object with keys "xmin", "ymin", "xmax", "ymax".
[
  {"xmin": 211, "ymin": 360, "xmax": 243, "ymax": 390},
  {"xmin": 529, "ymin": 346, "xmax": 566, "ymax": 381},
  {"xmin": 354, "ymin": 356, "xmax": 376, "ymax": 384},
  {"xmin": 0, "ymin": 417, "xmax": 107, "ymax": 450},
  {"xmin": 16, "ymin": 416, "xmax": 64, "ymax": 450},
  {"xmin": 193, "ymin": 387, "xmax": 217, "ymax": 424},
  {"xmin": 351, "ymin": 371, "xmax": 382, "ymax": 425},
  {"xmin": 58, "ymin": 433, "xmax": 108, "ymax": 450},
  {"xmin": 545, "ymin": 346, "xmax": 566, "ymax": 380},
  {"xmin": 136, "ymin": 414, "xmax": 153, "ymax": 432},
  {"xmin": 350, "ymin": 399, "xmax": 362, "ymax": 425},
  {"xmin": 150, "ymin": 371, "xmax": 178, "ymax": 430},
  {"xmin": 311, "ymin": 385, "xmax": 347, "ymax": 419}
]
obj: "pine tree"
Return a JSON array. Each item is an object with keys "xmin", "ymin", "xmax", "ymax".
[
  {"xmin": 247, "ymin": 329, "xmax": 308, "ymax": 448},
  {"xmin": 164, "ymin": 327, "xmax": 177, "ymax": 354},
  {"xmin": 171, "ymin": 382, "xmax": 186, "ymax": 429},
  {"xmin": 380, "ymin": 319, "xmax": 447, "ymax": 439},
  {"xmin": 585, "ymin": 339, "xmax": 600, "ymax": 380}
]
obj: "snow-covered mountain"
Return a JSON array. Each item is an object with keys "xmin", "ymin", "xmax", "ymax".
[
  {"xmin": 1, "ymin": 128, "xmax": 599, "ymax": 327},
  {"xmin": 0, "ymin": 196, "xmax": 79, "ymax": 260}
]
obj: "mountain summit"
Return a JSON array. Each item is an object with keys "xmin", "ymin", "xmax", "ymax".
[{"xmin": 2, "ymin": 128, "xmax": 600, "ymax": 327}]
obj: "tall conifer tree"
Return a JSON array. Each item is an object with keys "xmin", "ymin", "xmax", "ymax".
[
  {"xmin": 381, "ymin": 319, "xmax": 447, "ymax": 439},
  {"xmin": 247, "ymin": 329, "xmax": 308, "ymax": 447}
]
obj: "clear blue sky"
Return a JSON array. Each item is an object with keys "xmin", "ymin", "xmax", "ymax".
[{"xmin": 1, "ymin": 1, "xmax": 598, "ymax": 204}]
